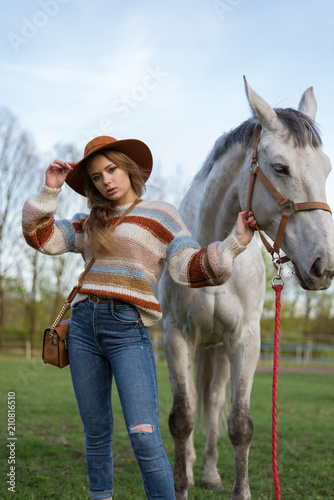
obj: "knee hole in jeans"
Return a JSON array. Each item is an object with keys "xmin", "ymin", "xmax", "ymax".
[{"xmin": 129, "ymin": 423, "xmax": 154, "ymax": 434}]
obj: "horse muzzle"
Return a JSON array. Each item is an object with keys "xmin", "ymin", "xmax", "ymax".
[{"xmin": 292, "ymin": 252, "xmax": 334, "ymax": 290}]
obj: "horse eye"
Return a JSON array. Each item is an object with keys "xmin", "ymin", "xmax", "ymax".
[{"xmin": 272, "ymin": 163, "xmax": 289, "ymax": 175}]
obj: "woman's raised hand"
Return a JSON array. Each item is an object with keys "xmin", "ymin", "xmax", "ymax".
[
  {"xmin": 45, "ymin": 160, "xmax": 76, "ymax": 189},
  {"xmin": 234, "ymin": 210, "xmax": 257, "ymax": 246}
]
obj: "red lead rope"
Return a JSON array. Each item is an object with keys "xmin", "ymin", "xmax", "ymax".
[{"xmin": 272, "ymin": 283, "xmax": 283, "ymax": 499}]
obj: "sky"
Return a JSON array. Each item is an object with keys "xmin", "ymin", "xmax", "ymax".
[{"xmin": 1, "ymin": 0, "xmax": 334, "ymax": 208}]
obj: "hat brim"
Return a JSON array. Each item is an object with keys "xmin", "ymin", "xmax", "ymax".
[{"xmin": 65, "ymin": 138, "xmax": 153, "ymax": 197}]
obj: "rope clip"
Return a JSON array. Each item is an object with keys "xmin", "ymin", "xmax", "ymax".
[{"xmin": 272, "ymin": 256, "xmax": 284, "ymax": 288}]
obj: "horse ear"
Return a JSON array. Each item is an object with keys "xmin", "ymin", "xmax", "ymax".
[
  {"xmin": 298, "ymin": 87, "xmax": 317, "ymax": 121},
  {"xmin": 243, "ymin": 76, "xmax": 281, "ymax": 131}
]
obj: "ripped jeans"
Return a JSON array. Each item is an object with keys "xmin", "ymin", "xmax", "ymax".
[{"xmin": 68, "ymin": 298, "xmax": 175, "ymax": 500}]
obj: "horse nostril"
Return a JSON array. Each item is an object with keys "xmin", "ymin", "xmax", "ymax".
[
  {"xmin": 309, "ymin": 256, "xmax": 334, "ymax": 281},
  {"xmin": 310, "ymin": 257, "xmax": 323, "ymax": 279}
]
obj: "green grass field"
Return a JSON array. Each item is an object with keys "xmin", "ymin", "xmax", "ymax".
[{"xmin": 0, "ymin": 354, "xmax": 333, "ymax": 499}]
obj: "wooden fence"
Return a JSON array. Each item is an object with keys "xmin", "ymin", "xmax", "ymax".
[{"xmin": 2, "ymin": 331, "xmax": 334, "ymax": 365}]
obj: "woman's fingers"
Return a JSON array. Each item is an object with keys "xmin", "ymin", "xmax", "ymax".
[
  {"xmin": 45, "ymin": 160, "xmax": 73, "ymax": 188},
  {"xmin": 49, "ymin": 160, "xmax": 74, "ymax": 174},
  {"xmin": 234, "ymin": 210, "xmax": 256, "ymax": 245},
  {"xmin": 242, "ymin": 210, "xmax": 256, "ymax": 228}
]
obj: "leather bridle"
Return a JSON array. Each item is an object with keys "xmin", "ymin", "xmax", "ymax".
[{"xmin": 246, "ymin": 127, "xmax": 332, "ymax": 264}]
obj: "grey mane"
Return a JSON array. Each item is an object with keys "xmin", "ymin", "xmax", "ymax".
[{"xmin": 195, "ymin": 108, "xmax": 322, "ymax": 181}]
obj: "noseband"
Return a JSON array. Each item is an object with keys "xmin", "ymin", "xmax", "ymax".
[{"xmin": 246, "ymin": 127, "xmax": 332, "ymax": 264}]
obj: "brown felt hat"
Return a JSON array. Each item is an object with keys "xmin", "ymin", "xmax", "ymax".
[{"xmin": 66, "ymin": 136, "xmax": 153, "ymax": 196}]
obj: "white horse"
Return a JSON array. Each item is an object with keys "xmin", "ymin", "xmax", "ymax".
[{"xmin": 158, "ymin": 78, "xmax": 334, "ymax": 500}]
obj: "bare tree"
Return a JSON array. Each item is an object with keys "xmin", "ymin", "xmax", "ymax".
[
  {"xmin": 23, "ymin": 250, "xmax": 40, "ymax": 349},
  {"xmin": 0, "ymin": 107, "xmax": 38, "ymax": 348},
  {"xmin": 47, "ymin": 142, "xmax": 87, "ymax": 323}
]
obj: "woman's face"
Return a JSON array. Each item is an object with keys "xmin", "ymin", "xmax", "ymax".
[{"xmin": 87, "ymin": 154, "xmax": 137, "ymax": 205}]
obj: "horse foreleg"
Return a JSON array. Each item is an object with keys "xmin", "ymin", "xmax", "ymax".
[
  {"xmin": 228, "ymin": 329, "xmax": 260, "ymax": 500},
  {"xmin": 201, "ymin": 345, "xmax": 230, "ymax": 491},
  {"xmin": 164, "ymin": 324, "xmax": 196, "ymax": 500}
]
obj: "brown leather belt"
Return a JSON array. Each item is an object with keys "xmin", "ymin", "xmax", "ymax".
[{"xmin": 88, "ymin": 295, "xmax": 125, "ymax": 305}]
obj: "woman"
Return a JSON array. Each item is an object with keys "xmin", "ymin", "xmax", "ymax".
[{"xmin": 22, "ymin": 136, "xmax": 256, "ymax": 500}]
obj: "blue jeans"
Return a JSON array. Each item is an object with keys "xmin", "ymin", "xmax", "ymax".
[{"xmin": 68, "ymin": 298, "xmax": 175, "ymax": 500}]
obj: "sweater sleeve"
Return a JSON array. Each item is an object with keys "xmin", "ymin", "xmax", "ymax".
[
  {"xmin": 165, "ymin": 206, "xmax": 246, "ymax": 288},
  {"xmin": 22, "ymin": 185, "xmax": 86, "ymax": 256}
]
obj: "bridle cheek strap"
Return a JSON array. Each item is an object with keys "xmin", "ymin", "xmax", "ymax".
[{"xmin": 247, "ymin": 129, "xmax": 332, "ymax": 263}]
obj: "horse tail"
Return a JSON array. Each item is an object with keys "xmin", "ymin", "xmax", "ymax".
[
  {"xmin": 195, "ymin": 346, "xmax": 229, "ymax": 435},
  {"xmin": 195, "ymin": 346, "xmax": 215, "ymax": 430}
]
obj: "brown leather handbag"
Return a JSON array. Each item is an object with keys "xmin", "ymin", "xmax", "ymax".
[
  {"xmin": 42, "ymin": 199, "xmax": 141, "ymax": 368},
  {"xmin": 42, "ymin": 258, "xmax": 94, "ymax": 368},
  {"xmin": 42, "ymin": 318, "xmax": 72, "ymax": 368}
]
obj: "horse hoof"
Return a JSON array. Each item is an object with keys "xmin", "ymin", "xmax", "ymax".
[
  {"xmin": 201, "ymin": 479, "xmax": 224, "ymax": 492},
  {"xmin": 188, "ymin": 479, "xmax": 195, "ymax": 490},
  {"xmin": 175, "ymin": 492, "xmax": 188, "ymax": 500}
]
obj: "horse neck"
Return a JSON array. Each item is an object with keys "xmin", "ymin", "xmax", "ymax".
[{"xmin": 180, "ymin": 144, "xmax": 246, "ymax": 246}]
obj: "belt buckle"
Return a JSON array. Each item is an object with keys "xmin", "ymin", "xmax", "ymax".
[{"xmin": 89, "ymin": 295, "xmax": 99, "ymax": 304}]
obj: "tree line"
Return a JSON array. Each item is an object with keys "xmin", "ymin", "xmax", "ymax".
[
  {"xmin": 0, "ymin": 107, "xmax": 86, "ymax": 350},
  {"xmin": 0, "ymin": 106, "xmax": 333, "ymax": 352}
]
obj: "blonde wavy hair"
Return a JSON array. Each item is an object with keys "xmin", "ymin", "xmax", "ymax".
[{"xmin": 83, "ymin": 150, "xmax": 146, "ymax": 257}]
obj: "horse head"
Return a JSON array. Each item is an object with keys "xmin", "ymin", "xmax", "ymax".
[{"xmin": 240, "ymin": 78, "xmax": 334, "ymax": 290}]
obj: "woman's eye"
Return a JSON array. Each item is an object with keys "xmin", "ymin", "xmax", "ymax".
[
  {"xmin": 109, "ymin": 167, "xmax": 116, "ymax": 173},
  {"xmin": 272, "ymin": 163, "xmax": 289, "ymax": 175},
  {"xmin": 92, "ymin": 176, "xmax": 100, "ymax": 182}
]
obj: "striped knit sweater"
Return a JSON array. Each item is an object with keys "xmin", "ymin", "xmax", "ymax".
[{"xmin": 22, "ymin": 186, "xmax": 246, "ymax": 326}]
